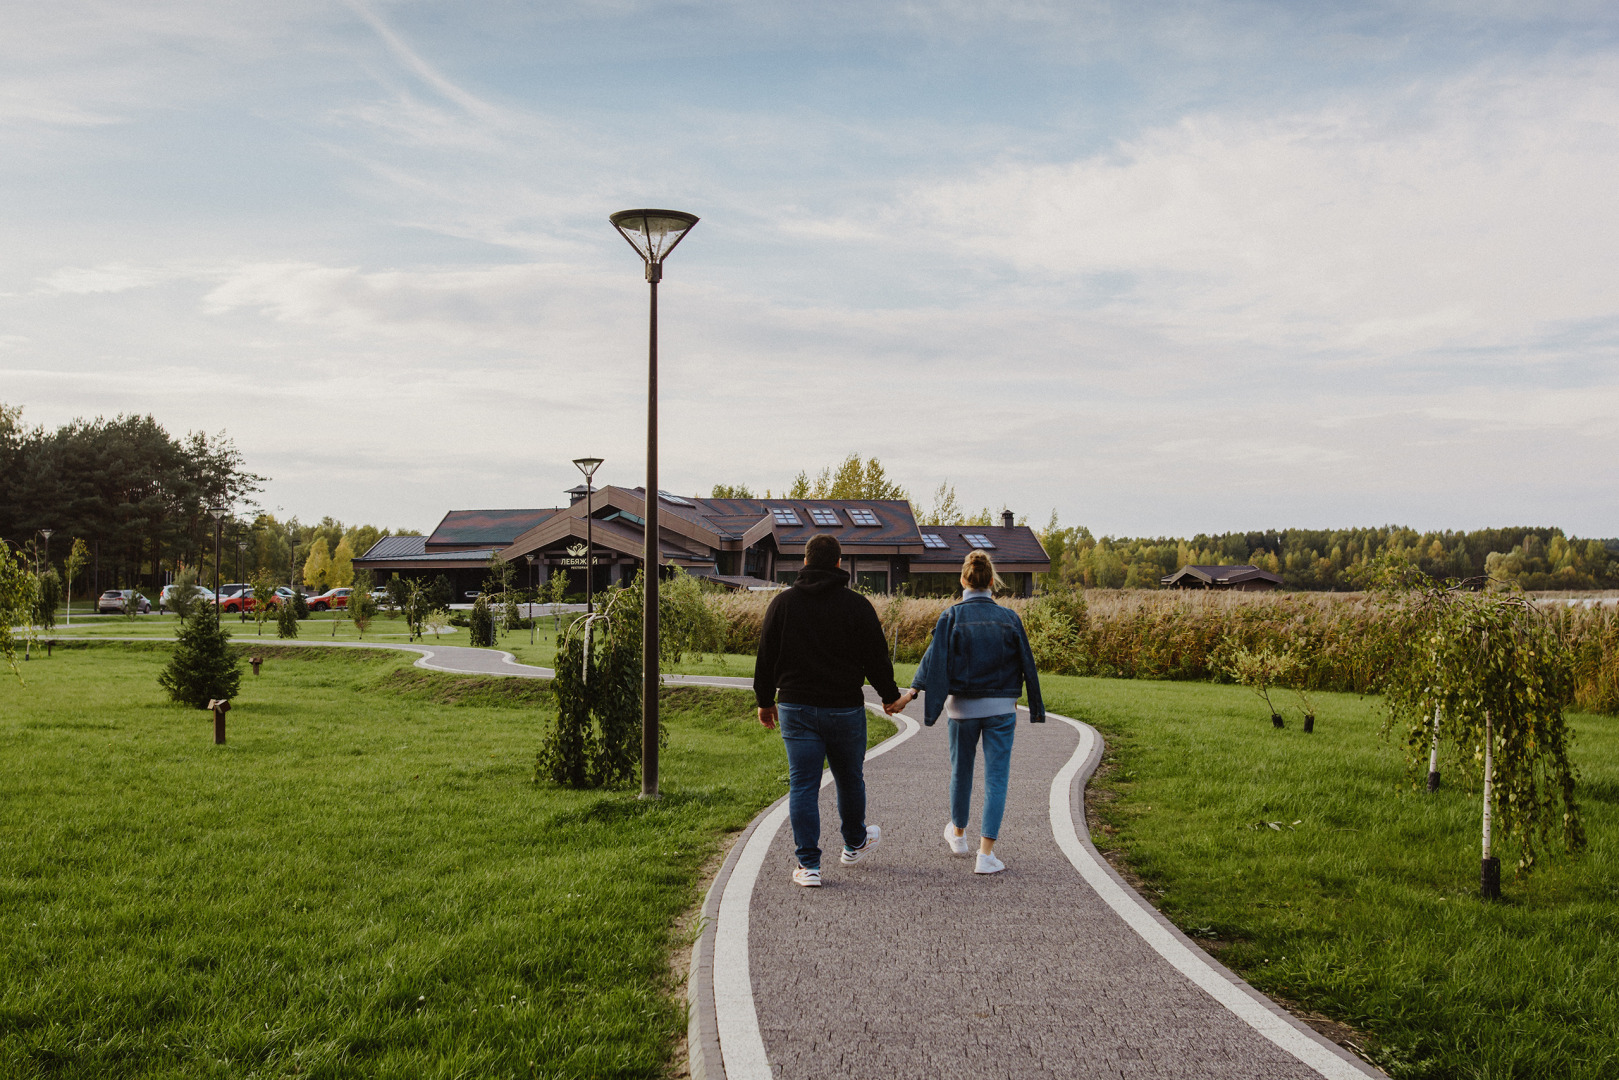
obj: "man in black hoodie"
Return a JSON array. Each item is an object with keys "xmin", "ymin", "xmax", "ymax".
[{"xmin": 755, "ymin": 533, "xmax": 903, "ymax": 887}]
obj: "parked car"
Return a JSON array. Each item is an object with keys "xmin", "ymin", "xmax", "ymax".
[
  {"xmin": 97, "ymin": 589, "xmax": 152, "ymax": 615},
  {"xmin": 218, "ymin": 582, "xmax": 252, "ymax": 599},
  {"xmin": 220, "ymin": 586, "xmax": 295, "ymax": 614},
  {"xmin": 220, "ymin": 588, "xmax": 255, "ymax": 613},
  {"xmin": 307, "ymin": 587, "xmax": 352, "ymax": 611},
  {"xmin": 158, "ymin": 584, "xmax": 216, "ymax": 611}
]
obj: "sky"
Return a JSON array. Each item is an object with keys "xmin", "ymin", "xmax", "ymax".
[{"xmin": 3, "ymin": 0, "xmax": 1617, "ymax": 538}]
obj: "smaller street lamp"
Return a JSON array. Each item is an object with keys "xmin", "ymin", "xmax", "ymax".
[
  {"xmin": 573, "ymin": 457, "xmax": 604, "ymax": 613},
  {"xmin": 207, "ymin": 507, "xmax": 229, "ymax": 619},
  {"xmin": 525, "ymin": 554, "xmax": 538, "ymax": 644}
]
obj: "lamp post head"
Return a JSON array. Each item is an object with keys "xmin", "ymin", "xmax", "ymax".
[
  {"xmin": 208, "ymin": 506, "xmax": 229, "ymax": 522},
  {"xmin": 572, "ymin": 456, "xmax": 605, "ymax": 481},
  {"xmin": 609, "ymin": 209, "xmax": 698, "ymax": 281},
  {"xmin": 40, "ymin": 529, "xmax": 52, "ymax": 540}
]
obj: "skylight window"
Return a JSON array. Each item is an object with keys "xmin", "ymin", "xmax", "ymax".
[
  {"xmin": 808, "ymin": 508, "xmax": 840, "ymax": 526},
  {"xmin": 658, "ymin": 490, "xmax": 694, "ymax": 506},
  {"xmin": 963, "ymin": 533, "xmax": 996, "ymax": 549},
  {"xmin": 770, "ymin": 507, "xmax": 801, "ymax": 526},
  {"xmin": 921, "ymin": 533, "xmax": 949, "ymax": 550},
  {"xmin": 847, "ymin": 508, "xmax": 880, "ymax": 526}
]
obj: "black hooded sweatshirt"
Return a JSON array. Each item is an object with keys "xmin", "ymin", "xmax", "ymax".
[{"xmin": 753, "ymin": 565, "xmax": 902, "ymax": 710}]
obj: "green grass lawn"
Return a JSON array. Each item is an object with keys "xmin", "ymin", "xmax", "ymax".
[
  {"xmin": 0, "ymin": 642, "xmax": 892, "ymax": 1079},
  {"xmin": 1042, "ymin": 675, "xmax": 1619, "ymax": 1080}
]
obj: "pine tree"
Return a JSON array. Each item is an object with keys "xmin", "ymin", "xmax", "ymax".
[{"xmin": 158, "ymin": 612, "xmax": 242, "ymax": 708}]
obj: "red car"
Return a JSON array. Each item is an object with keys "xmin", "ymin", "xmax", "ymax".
[
  {"xmin": 220, "ymin": 586, "xmax": 295, "ymax": 613},
  {"xmin": 307, "ymin": 588, "xmax": 352, "ymax": 612}
]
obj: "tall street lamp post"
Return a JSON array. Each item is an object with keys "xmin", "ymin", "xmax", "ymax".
[
  {"xmin": 39, "ymin": 529, "xmax": 53, "ymax": 579},
  {"xmin": 609, "ymin": 208, "xmax": 698, "ymax": 800},
  {"xmin": 572, "ymin": 457, "xmax": 604, "ymax": 613},
  {"xmin": 208, "ymin": 507, "xmax": 228, "ymax": 619}
]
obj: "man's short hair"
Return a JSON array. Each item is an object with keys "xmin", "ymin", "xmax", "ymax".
[{"xmin": 804, "ymin": 534, "xmax": 842, "ymax": 569}]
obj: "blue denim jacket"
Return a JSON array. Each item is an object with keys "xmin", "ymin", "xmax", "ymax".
[{"xmin": 911, "ymin": 596, "xmax": 1045, "ymax": 727}]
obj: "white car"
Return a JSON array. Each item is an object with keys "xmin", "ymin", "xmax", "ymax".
[
  {"xmin": 97, "ymin": 589, "xmax": 152, "ymax": 615},
  {"xmin": 159, "ymin": 584, "xmax": 217, "ymax": 610}
]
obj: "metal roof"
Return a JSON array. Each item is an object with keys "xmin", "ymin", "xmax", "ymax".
[
  {"xmin": 358, "ymin": 534, "xmax": 428, "ymax": 559},
  {"xmin": 632, "ymin": 489, "xmax": 922, "ymax": 548},
  {"xmin": 427, "ymin": 508, "xmax": 559, "ymax": 549},
  {"xmin": 1160, "ymin": 564, "xmax": 1283, "ymax": 587},
  {"xmin": 906, "ymin": 524, "xmax": 1050, "ymax": 569}
]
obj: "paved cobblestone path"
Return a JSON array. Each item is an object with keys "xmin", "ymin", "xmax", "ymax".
[{"xmin": 718, "ymin": 694, "xmax": 1380, "ymax": 1080}]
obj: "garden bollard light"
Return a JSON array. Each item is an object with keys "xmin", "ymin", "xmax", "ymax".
[
  {"xmin": 1302, "ymin": 714, "xmax": 1314, "ymax": 734},
  {"xmin": 208, "ymin": 698, "xmax": 230, "ymax": 744},
  {"xmin": 250, "ymin": 656, "xmax": 263, "ymax": 676},
  {"xmin": 46, "ymin": 639, "xmax": 53, "ymax": 657}
]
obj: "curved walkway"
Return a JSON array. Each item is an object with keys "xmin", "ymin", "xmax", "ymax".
[
  {"xmin": 690, "ymin": 694, "xmax": 1385, "ymax": 1080},
  {"xmin": 53, "ymin": 634, "xmax": 1381, "ymax": 1077}
]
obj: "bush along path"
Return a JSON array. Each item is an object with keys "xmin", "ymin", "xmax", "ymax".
[{"xmin": 48, "ymin": 634, "xmax": 1383, "ymax": 1078}]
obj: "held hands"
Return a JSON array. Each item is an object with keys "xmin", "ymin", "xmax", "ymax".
[
  {"xmin": 758, "ymin": 706, "xmax": 778, "ymax": 730},
  {"xmin": 884, "ymin": 689, "xmax": 917, "ymax": 715}
]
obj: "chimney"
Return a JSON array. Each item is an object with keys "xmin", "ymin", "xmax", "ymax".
[{"xmin": 1002, "ymin": 509, "xmax": 1014, "ymax": 529}]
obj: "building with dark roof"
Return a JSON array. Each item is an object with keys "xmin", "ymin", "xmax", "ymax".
[
  {"xmin": 1160, "ymin": 564, "xmax": 1283, "ymax": 591},
  {"xmin": 355, "ymin": 487, "xmax": 1050, "ymax": 597}
]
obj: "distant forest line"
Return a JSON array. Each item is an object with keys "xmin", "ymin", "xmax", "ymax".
[
  {"xmin": 1037, "ymin": 521, "xmax": 1619, "ymax": 592},
  {"xmin": 6, "ymin": 418, "xmax": 1614, "ymax": 594}
]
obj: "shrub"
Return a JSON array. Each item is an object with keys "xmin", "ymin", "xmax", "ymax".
[
  {"xmin": 349, "ymin": 570, "xmax": 377, "ymax": 638},
  {"xmin": 537, "ymin": 584, "xmax": 649, "ymax": 788},
  {"xmin": 468, "ymin": 595, "xmax": 496, "ymax": 647},
  {"xmin": 167, "ymin": 569, "xmax": 201, "ymax": 622},
  {"xmin": 158, "ymin": 612, "xmax": 242, "ymax": 708},
  {"xmin": 276, "ymin": 595, "xmax": 300, "ymax": 639},
  {"xmin": 32, "ymin": 569, "xmax": 61, "ymax": 633}
]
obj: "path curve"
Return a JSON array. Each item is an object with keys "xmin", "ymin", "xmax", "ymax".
[{"xmin": 689, "ymin": 698, "xmax": 1385, "ymax": 1080}]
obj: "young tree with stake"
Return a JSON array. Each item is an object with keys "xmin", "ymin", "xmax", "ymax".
[{"xmin": 1377, "ymin": 574, "xmax": 1584, "ymax": 897}]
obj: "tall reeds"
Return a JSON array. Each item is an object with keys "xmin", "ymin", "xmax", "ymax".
[{"xmin": 705, "ymin": 589, "xmax": 1619, "ymax": 714}]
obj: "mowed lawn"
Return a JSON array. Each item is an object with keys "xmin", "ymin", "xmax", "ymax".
[
  {"xmin": 1041, "ymin": 675, "xmax": 1619, "ymax": 1080},
  {"xmin": 0, "ymin": 643, "xmax": 830, "ymax": 1080}
]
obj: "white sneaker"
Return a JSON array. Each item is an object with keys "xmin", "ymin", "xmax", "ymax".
[
  {"xmin": 944, "ymin": 823, "xmax": 971, "ymax": 856},
  {"xmin": 840, "ymin": 825, "xmax": 882, "ymax": 865},
  {"xmin": 792, "ymin": 865, "xmax": 821, "ymax": 887},
  {"xmin": 974, "ymin": 851, "xmax": 1006, "ymax": 875}
]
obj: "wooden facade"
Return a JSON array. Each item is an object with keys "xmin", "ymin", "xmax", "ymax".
[{"xmin": 355, "ymin": 488, "xmax": 1051, "ymax": 597}]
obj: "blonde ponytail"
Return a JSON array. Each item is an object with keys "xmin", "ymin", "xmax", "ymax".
[{"xmin": 961, "ymin": 549, "xmax": 1002, "ymax": 592}]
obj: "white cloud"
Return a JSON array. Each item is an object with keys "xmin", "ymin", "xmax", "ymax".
[{"xmin": 890, "ymin": 59, "xmax": 1619, "ymax": 359}]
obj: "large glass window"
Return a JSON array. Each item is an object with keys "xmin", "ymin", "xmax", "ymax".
[
  {"xmin": 770, "ymin": 507, "xmax": 801, "ymax": 526},
  {"xmin": 855, "ymin": 570, "xmax": 890, "ymax": 593},
  {"xmin": 962, "ymin": 533, "xmax": 996, "ymax": 549},
  {"xmin": 847, "ymin": 508, "xmax": 880, "ymax": 526},
  {"xmin": 808, "ymin": 507, "xmax": 840, "ymax": 526}
]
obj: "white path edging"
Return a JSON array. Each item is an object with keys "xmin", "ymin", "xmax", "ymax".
[
  {"xmin": 711, "ymin": 705, "xmax": 921, "ymax": 1080},
  {"xmin": 1046, "ymin": 713, "xmax": 1378, "ymax": 1080}
]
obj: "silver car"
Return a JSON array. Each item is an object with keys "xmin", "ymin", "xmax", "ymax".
[{"xmin": 97, "ymin": 589, "xmax": 152, "ymax": 615}]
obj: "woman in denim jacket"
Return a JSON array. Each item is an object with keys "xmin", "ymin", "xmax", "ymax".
[{"xmin": 892, "ymin": 550, "xmax": 1044, "ymax": 874}]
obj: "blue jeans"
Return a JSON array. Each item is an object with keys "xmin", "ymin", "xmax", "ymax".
[
  {"xmin": 778, "ymin": 703, "xmax": 869, "ymax": 870},
  {"xmin": 949, "ymin": 712, "xmax": 1017, "ymax": 840}
]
